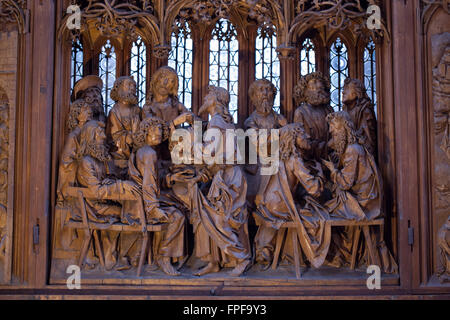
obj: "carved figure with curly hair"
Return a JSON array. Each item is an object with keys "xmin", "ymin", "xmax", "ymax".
[
  {"xmin": 106, "ymin": 76, "xmax": 141, "ymax": 161},
  {"xmin": 142, "ymin": 66, "xmax": 192, "ymax": 123},
  {"xmin": 127, "ymin": 115, "xmax": 186, "ymax": 276},
  {"xmin": 293, "ymin": 72, "xmax": 333, "ymax": 159}
]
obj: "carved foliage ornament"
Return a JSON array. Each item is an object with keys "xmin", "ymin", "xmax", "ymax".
[
  {"xmin": 422, "ymin": 0, "xmax": 450, "ymax": 14},
  {"xmin": 290, "ymin": 0, "xmax": 388, "ymax": 43},
  {"xmin": 0, "ymin": 0, "xmax": 27, "ymax": 33}
]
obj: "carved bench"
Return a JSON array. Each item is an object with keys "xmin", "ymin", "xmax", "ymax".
[
  {"xmin": 64, "ymin": 186, "xmax": 167, "ymax": 276},
  {"xmin": 253, "ymin": 213, "xmax": 384, "ymax": 279}
]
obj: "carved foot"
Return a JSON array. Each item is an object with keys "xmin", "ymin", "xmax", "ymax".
[
  {"xmin": 194, "ymin": 262, "xmax": 220, "ymax": 276},
  {"xmin": 229, "ymin": 259, "xmax": 251, "ymax": 277},
  {"xmin": 116, "ymin": 256, "xmax": 132, "ymax": 271},
  {"xmin": 158, "ymin": 257, "xmax": 181, "ymax": 276}
]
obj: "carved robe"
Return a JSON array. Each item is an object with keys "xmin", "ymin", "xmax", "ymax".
[
  {"xmin": 128, "ymin": 146, "xmax": 185, "ymax": 258},
  {"xmin": 254, "ymin": 155, "xmax": 331, "ymax": 268},
  {"xmin": 142, "ymin": 97, "xmax": 190, "ymax": 123},
  {"xmin": 106, "ymin": 104, "xmax": 141, "ymax": 160},
  {"xmin": 190, "ymin": 114, "xmax": 251, "ymax": 265},
  {"xmin": 77, "ymin": 155, "xmax": 126, "ymax": 221},
  {"xmin": 294, "ymin": 103, "xmax": 333, "ymax": 158},
  {"xmin": 344, "ymin": 100, "xmax": 377, "ymax": 155},
  {"xmin": 244, "ymin": 110, "xmax": 287, "ymax": 130},
  {"xmin": 244, "ymin": 110, "xmax": 288, "ymax": 197}
]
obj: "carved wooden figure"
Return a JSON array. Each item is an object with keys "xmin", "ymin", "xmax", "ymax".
[
  {"xmin": 253, "ymin": 123, "xmax": 331, "ymax": 271},
  {"xmin": 106, "ymin": 76, "xmax": 141, "ymax": 161},
  {"xmin": 128, "ymin": 117, "xmax": 186, "ymax": 276},
  {"xmin": 293, "ymin": 72, "xmax": 334, "ymax": 159},
  {"xmin": 189, "ymin": 86, "xmax": 251, "ymax": 277}
]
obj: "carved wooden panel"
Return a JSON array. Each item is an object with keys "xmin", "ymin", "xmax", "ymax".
[
  {"xmin": 422, "ymin": 1, "xmax": 450, "ymax": 284},
  {"xmin": 0, "ymin": 31, "xmax": 17, "ymax": 285}
]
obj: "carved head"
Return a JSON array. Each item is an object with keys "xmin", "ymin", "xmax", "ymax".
[
  {"xmin": 198, "ymin": 86, "xmax": 233, "ymax": 123},
  {"xmin": 150, "ymin": 66, "xmax": 179, "ymax": 100},
  {"xmin": 249, "ymin": 79, "xmax": 277, "ymax": 115},
  {"xmin": 343, "ymin": 78, "xmax": 370, "ymax": 106},
  {"xmin": 110, "ymin": 76, "xmax": 138, "ymax": 105},
  {"xmin": 72, "ymin": 75, "xmax": 103, "ymax": 101},
  {"xmin": 279, "ymin": 123, "xmax": 310, "ymax": 160},
  {"xmin": 78, "ymin": 120, "xmax": 111, "ymax": 161},
  {"xmin": 293, "ymin": 72, "xmax": 330, "ymax": 107},
  {"xmin": 326, "ymin": 111, "xmax": 357, "ymax": 155},
  {"xmin": 133, "ymin": 116, "xmax": 169, "ymax": 149},
  {"xmin": 67, "ymin": 99, "xmax": 94, "ymax": 132}
]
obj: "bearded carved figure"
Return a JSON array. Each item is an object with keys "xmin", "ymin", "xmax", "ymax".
[
  {"xmin": 244, "ymin": 79, "xmax": 288, "ymax": 197},
  {"xmin": 76, "ymin": 120, "xmax": 143, "ymax": 270},
  {"xmin": 342, "ymin": 78, "xmax": 377, "ymax": 155},
  {"xmin": 244, "ymin": 79, "xmax": 287, "ymax": 130},
  {"xmin": 293, "ymin": 72, "xmax": 334, "ymax": 159},
  {"xmin": 72, "ymin": 75, "xmax": 106, "ymax": 123},
  {"xmin": 106, "ymin": 76, "xmax": 141, "ymax": 161}
]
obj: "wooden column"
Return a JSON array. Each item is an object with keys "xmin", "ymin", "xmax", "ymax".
[
  {"xmin": 12, "ymin": 0, "xmax": 56, "ymax": 287},
  {"xmin": 390, "ymin": 0, "xmax": 420, "ymax": 290},
  {"xmin": 277, "ymin": 46, "xmax": 296, "ymax": 121}
]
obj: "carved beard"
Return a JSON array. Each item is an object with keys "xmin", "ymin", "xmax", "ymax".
[
  {"xmin": 119, "ymin": 90, "xmax": 138, "ymax": 105},
  {"xmin": 86, "ymin": 142, "xmax": 112, "ymax": 162},
  {"xmin": 258, "ymin": 100, "xmax": 272, "ymax": 115},
  {"xmin": 329, "ymin": 131, "xmax": 347, "ymax": 156},
  {"xmin": 305, "ymin": 89, "xmax": 330, "ymax": 106}
]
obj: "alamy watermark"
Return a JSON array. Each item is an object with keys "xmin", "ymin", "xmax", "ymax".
[
  {"xmin": 170, "ymin": 121, "xmax": 280, "ymax": 175},
  {"xmin": 66, "ymin": 264, "xmax": 81, "ymax": 289}
]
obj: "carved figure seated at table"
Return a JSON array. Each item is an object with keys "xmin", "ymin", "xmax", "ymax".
[
  {"xmin": 323, "ymin": 111, "xmax": 397, "ymax": 272},
  {"xmin": 76, "ymin": 120, "xmax": 143, "ymax": 270},
  {"xmin": 254, "ymin": 123, "xmax": 331, "ymax": 270},
  {"xmin": 128, "ymin": 117, "xmax": 186, "ymax": 276},
  {"xmin": 168, "ymin": 86, "xmax": 251, "ymax": 277}
]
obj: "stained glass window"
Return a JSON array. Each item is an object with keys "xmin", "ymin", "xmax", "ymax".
[
  {"xmin": 209, "ymin": 19, "xmax": 239, "ymax": 123},
  {"xmin": 300, "ymin": 38, "xmax": 316, "ymax": 77},
  {"xmin": 99, "ymin": 40, "xmax": 116, "ymax": 114},
  {"xmin": 255, "ymin": 26, "xmax": 280, "ymax": 113},
  {"xmin": 364, "ymin": 40, "xmax": 377, "ymax": 116},
  {"xmin": 169, "ymin": 21, "xmax": 193, "ymax": 110},
  {"xmin": 71, "ymin": 38, "xmax": 83, "ymax": 91},
  {"xmin": 329, "ymin": 37, "xmax": 348, "ymax": 111},
  {"xmin": 130, "ymin": 36, "xmax": 147, "ymax": 107}
]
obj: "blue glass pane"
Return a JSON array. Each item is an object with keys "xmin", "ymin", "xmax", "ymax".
[
  {"xmin": 71, "ymin": 39, "xmax": 83, "ymax": 92},
  {"xmin": 255, "ymin": 26, "xmax": 280, "ymax": 113},
  {"xmin": 364, "ymin": 40, "xmax": 377, "ymax": 117},
  {"xmin": 168, "ymin": 21, "xmax": 193, "ymax": 110},
  {"xmin": 300, "ymin": 38, "xmax": 316, "ymax": 77},
  {"xmin": 209, "ymin": 19, "xmax": 239, "ymax": 123},
  {"xmin": 329, "ymin": 37, "xmax": 348, "ymax": 111},
  {"xmin": 130, "ymin": 36, "xmax": 147, "ymax": 107},
  {"xmin": 99, "ymin": 40, "xmax": 116, "ymax": 115}
]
